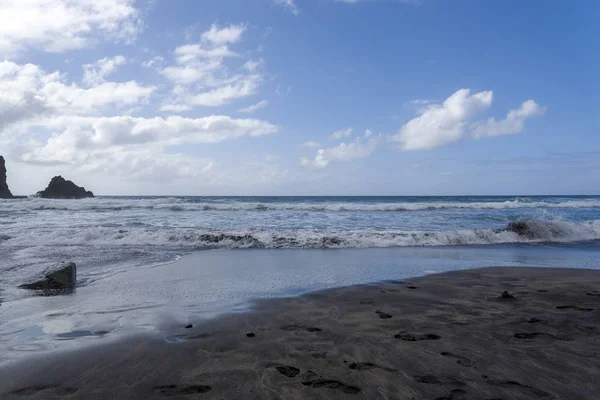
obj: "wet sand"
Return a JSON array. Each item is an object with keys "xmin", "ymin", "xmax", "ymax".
[{"xmin": 1, "ymin": 267, "xmax": 600, "ymax": 399}]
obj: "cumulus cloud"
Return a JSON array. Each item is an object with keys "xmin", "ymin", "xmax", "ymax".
[
  {"xmin": 274, "ymin": 0, "xmax": 300, "ymax": 14},
  {"xmin": 0, "ymin": 61, "xmax": 155, "ymax": 130},
  {"xmin": 201, "ymin": 23, "xmax": 246, "ymax": 45},
  {"xmin": 82, "ymin": 56, "xmax": 127, "ymax": 86},
  {"xmin": 0, "ymin": 0, "xmax": 141, "ymax": 56},
  {"xmin": 471, "ymin": 100, "xmax": 545, "ymax": 138},
  {"xmin": 13, "ymin": 115, "xmax": 277, "ymax": 170},
  {"xmin": 392, "ymin": 89, "xmax": 493, "ymax": 150},
  {"xmin": 330, "ymin": 127, "xmax": 353, "ymax": 140},
  {"xmin": 69, "ymin": 150, "xmax": 216, "ymax": 182},
  {"xmin": 160, "ymin": 24, "xmax": 263, "ymax": 110},
  {"xmin": 391, "ymin": 89, "xmax": 545, "ymax": 151},
  {"xmin": 238, "ymin": 100, "xmax": 268, "ymax": 113},
  {"xmin": 301, "ymin": 136, "xmax": 380, "ymax": 168}
]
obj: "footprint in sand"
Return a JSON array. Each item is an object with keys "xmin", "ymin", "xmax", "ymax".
[
  {"xmin": 395, "ymin": 331, "xmax": 441, "ymax": 341},
  {"xmin": 513, "ymin": 332, "xmax": 570, "ymax": 341},
  {"xmin": 556, "ymin": 305, "xmax": 594, "ymax": 312},
  {"xmin": 10, "ymin": 384, "xmax": 78, "ymax": 396},
  {"xmin": 301, "ymin": 371, "xmax": 361, "ymax": 394},
  {"xmin": 347, "ymin": 362, "xmax": 397, "ymax": 372},
  {"xmin": 280, "ymin": 324, "xmax": 322, "ymax": 332},
  {"xmin": 274, "ymin": 365, "xmax": 300, "ymax": 378},
  {"xmin": 435, "ymin": 388, "xmax": 468, "ymax": 400},
  {"xmin": 303, "ymin": 348, "xmax": 328, "ymax": 358},
  {"xmin": 375, "ymin": 310, "xmax": 392, "ymax": 319},
  {"xmin": 413, "ymin": 375, "xmax": 466, "ymax": 386},
  {"xmin": 153, "ymin": 384, "xmax": 212, "ymax": 396},
  {"xmin": 485, "ymin": 379, "xmax": 551, "ymax": 398},
  {"xmin": 441, "ymin": 352, "xmax": 475, "ymax": 367}
]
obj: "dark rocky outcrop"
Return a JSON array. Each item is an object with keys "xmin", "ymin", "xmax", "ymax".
[
  {"xmin": 37, "ymin": 176, "xmax": 94, "ymax": 199},
  {"xmin": 19, "ymin": 262, "xmax": 77, "ymax": 293},
  {"xmin": 0, "ymin": 156, "xmax": 13, "ymax": 198},
  {"xmin": 506, "ymin": 221, "xmax": 535, "ymax": 238}
]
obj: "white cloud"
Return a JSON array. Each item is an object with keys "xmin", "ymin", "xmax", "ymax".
[
  {"xmin": 301, "ymin": 136, "xmax": 380, "ymax": 168},
  {"xmin": 161, "ymin": 61, "xmax": 223, "ymax": 85},
  {"xmin": 0, "ymin": 61, "xmax": 155, "ymax": 130},
  {"xmin": 201, "ymin": 24, "xmax": 246, "ymax": 45},
  {"xmin": 330, "ymin": 127, "xmax": 353, "ymax": 140},
  {"xmin": 74, "ymin": 149, "xmax": 216, "ymax": 181},
  {"xmin": 82, "ymin": 55, "xmax": 127, "ymax": 86},
  {"xmin": 13, "ymin": 115, "xmax": 278, "ymax": 167},
  {"xmin": 159, "ymin": 104, "xmax": 192, "ymax": 113},
  {"xmin": 141, "ymin": 56, "xmax": 165, "ymax": 69},
  {"xmin": 160, "ymin": 23, "xmax": 263, "ymax": 110},
  {"xmin": 302, "ymin": 141, "xmax": 322, "ymax": 148},
  {"xmin": 392, "ymin": 89, "xmax": 493, "ymax": 150},
  {"xmin": 0, "ymin": 0, "xmax": 141, "ymax": 56},
  {"xmin": 364, "ymin": 129, "xmax": 373, "ymax": 138},
  {"xmin": 274, "ymin": 0, "xmax": 300, "ymax": 14},
  {"xmin": 188, "ymin": 76, "xmax": 262, "ymax": 107},
  {"xmin": 471, "ymin": 100, "xmax": 545, "ymax": 138},
  {"xmin": 45, "ymin": 81, "xmax": 156, "ymax": 114},
  {"xmin": 239, "ymin": 100, "xmax": 268, "ymax": 113}
]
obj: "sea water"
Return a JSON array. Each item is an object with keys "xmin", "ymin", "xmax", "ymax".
[{"xmin": 1, "ymin": 196, "xmax": 599, "ymax": 364}]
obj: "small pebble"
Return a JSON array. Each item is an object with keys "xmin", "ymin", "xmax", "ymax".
[
  {"xmin": 527, "ymin": 316, "xmax": 540, "ymax": 323},
  {"xmin": 185, "ymin": 324, "xmax": 193, "ymax": 329},
  {"xmin": 246, "ymin": 331, "xmax": 256, "ymax": 338}
]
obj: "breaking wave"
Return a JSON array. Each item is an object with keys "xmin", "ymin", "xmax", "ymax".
[
  {"xmin": 2, "ymin": 219, "xmax": 599, "ymax": 249},
  {"xmin": 2, "ymin": 197, "xmax": 600, "ymax": 213}
]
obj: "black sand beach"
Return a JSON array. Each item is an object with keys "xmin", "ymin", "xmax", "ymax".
[{"xmin": 2, "ymin": 267, "xmax": 600, "ymax": 399}]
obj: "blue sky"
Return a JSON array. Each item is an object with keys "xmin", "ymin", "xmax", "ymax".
[{"xmin": 0, "ymin": 0, "xmax": 598, "ymax": 195}]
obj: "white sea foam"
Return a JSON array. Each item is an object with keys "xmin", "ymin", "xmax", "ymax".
[
  {"xmin": 2, "ymin": 219, "xmax": 599, "ymax": 248},
  {"xmin": 2, "ymin": 197, "xmax": 600, "ymax": 212}
]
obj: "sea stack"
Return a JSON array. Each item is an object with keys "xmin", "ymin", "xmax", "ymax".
[
  {"xmin": 0, "ymin": 156, "xmax": 13, "ymax": 198},
  {"xmin": 37, "ymin": 176, "xmax": 94, "ymax": 199}
]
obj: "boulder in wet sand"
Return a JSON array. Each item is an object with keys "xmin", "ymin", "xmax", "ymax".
[{"xmin": 19, "ymin": 262, "xmax": 77, "ymax": 293}]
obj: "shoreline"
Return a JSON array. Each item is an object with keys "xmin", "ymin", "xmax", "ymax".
[{"xmin": 2, "ymin": 266, "xmax": 600, "ymax": 399}]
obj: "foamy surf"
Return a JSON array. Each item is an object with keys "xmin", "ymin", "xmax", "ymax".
[
  {"xmin": 2, "ymin": 196, "xmax": 600, "ymax": 212},
  {"xmin": 2, "ymin": 219, "xmax": 599, "ymax": 248}
]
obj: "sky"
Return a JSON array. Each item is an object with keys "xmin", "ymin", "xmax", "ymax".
[{"xmin": 0, "ymin": 0, "xmax": 599, "ymax": 196}]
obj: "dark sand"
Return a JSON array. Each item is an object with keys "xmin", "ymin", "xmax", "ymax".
[{"xmin": 2, "ymin": 267, "xmax": 600, "ymax": 399}]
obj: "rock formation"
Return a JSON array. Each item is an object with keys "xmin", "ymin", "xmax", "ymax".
[
  {"xmin": 506, "ymin": 221, "xmax": 532, "ymax": 237},
  {"xmin": 37, "ymin": 176, "xmax": 94, "ymax": 199},
  {"xmin": 19, "ymin": 262, "xmax": 77, "ymax": 293},
  {"xmin": 0, "ymin": 156, "xmax": 13, "ymax": 198}
]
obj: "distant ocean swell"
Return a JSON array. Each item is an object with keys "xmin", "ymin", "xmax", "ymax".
[
  {"xmin": 2, "ymin": 219, "xmax": 599, "ymax": 248},
  {"xmin": 2, "ymin": 197, "xmax": 600, "ymax": 212}
]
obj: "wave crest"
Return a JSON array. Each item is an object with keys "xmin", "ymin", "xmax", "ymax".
[
  {"xmin": 2, "ymin": 219, "xmax": 599, "ymax": 249},
  {"xmin": 2, "ymin": 197, "xmax": 600, "ymax": 213}
]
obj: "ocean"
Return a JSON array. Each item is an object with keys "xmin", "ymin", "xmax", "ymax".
[{"xmin": 1, "ymin": 195, "xmax": 600, "ymax": 364}]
